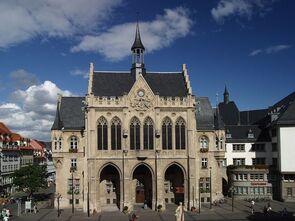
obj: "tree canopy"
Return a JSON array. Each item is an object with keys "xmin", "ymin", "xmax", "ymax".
[{"xmin": 13, "ymin": 164, "xmax": 48, "ymax": 196}]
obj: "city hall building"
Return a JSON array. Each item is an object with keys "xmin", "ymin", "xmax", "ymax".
[{"xmin": 51, "ymin": 24, "xmax": 226, "ymax": 213}]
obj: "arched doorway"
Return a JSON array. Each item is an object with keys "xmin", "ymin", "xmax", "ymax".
[
  {"xmin": 99, "ymin": 164, "xmax": 121, "ymax": 210},
  {"xmin": 132, "ymin": 164, "xmax": 153, "ymax": 208},
  {"xmin": 222, "ymin": 178, "xmax": 228, "ymax": 196},
  {"xmin": 165, "ymin": 164, "xmax": 185, "ymax": 205}
]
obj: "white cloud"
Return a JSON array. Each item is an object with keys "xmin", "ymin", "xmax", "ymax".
[
  {"xmin": 71, "ymin": 7, "xmax": 193, "ymax": 61},
  {"xmin": 70, "ymin": 68, "xmax": 88, "ymax": 79},
  {"xmin": 265, "ymin": 45, "xmax": 292, "ymax": 54},
  {"xmin": 249, "ymin": 44, "xmax": 292, "ymax": 56},
  {"xmin": 9, "ymin": 69, "xmax": 39, "ymax": 89},
  {"xmin": 0, "ymin": 80, "xmax": 73, "ymax": 141},
  {"xmin": 211, "ymin": 0, "xmax": 273, "ymax": 24},
  {"xmin": 0, "ymin": 0, "xmax": 122, "ymax": 48}
]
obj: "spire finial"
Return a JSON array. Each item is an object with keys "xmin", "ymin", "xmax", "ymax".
[
  {"xmin": 131, "ymin": 18, "xmax": 145, "ymax": 51},
  {"xmin": 223, "ymin": 85, "xmax": 229, "ymax": 104}
]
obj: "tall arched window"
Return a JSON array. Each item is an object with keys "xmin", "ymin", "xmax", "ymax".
[
  {"xmin": 130, "ymin": 117, "xmax": 140, "ymax": 150},
  {"xmin": 200, "ymin": 136, "xmax": 209, "ymax": 150},
  {"xmin": 162, "ymin": 117, "xmax": 172, "ymax": 150},
  {"xmin": 53, "ymin": 137, "xmax": 58, "ymax": 150},
  {"xmin": 175, "ymin": 117, "xmax": 186, "ymax": 150},
  {"xmin": 70, "ymin": 136, "xmax": 78, "ymax": 149},
  {"xmin": 111, "ymin": 117, "xmax": 121, "ymax": 150},
  {"xmin": 144, "ymin": 117, "xmax": 154, "ymax": 150},
  {"xmin": 97, "ymin": 117, "xmax": 108, "ymax": 150}
]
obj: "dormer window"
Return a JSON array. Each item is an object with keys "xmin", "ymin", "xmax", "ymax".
[
  {"xmin": 248, "ymin": 129, "xmax": 254, "ymax": 139},
  {"xmin": 225, "ymin": 129, "xmax": 232, "ymax": 139}
]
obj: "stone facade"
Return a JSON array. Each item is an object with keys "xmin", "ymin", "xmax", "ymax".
[{"xmin": 51, "ymin": 24, "xmax": 225, "ymax": 213}]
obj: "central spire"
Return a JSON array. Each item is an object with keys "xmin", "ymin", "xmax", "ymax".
[{"xmin": 131, "ymin": 22, "xmax": 145, "ymax": 80}]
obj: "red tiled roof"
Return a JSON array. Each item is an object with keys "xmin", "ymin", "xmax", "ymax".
[
  {"xmin": 30, "ymin": 139, "xmax": 44, "ymax": 151},
  {"xmin": 0, "ymin": 122, "xmax": 12, "ymax": 135},
  {"xmin": 11, "ymin": 133, "xmax": 23, "ymax": 142}
]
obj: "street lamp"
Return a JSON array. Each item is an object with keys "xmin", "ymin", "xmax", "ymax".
[
  {"xmin": 209, "ymin": 167, "xmax": 212, "ymax": 209},
  {"xmin": 70, "ymin": 166, "xmax": 76, "ymax": 214},
  {"xmin": 155, "ymin": 149, "xmax": 161, "ymax": 211},
  {"xmin": 229, "ymin": 186, "xmax": 235, "ymax": 212},
  {"xmin": 56, "ymin": 193, "xmax": 62, "ymax": 217},
  {"xmin": 198, "ymin": 178, "xmax": 201, "ymax": 214}
]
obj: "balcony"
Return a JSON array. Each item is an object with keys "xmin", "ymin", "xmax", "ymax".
[
  {"xmin": 69, "ymin": 148, "xmax": 78, "ymax": 153},
  {"xmin": 200, "ymin": 148, "xmax": 209, "ymax": 153}
]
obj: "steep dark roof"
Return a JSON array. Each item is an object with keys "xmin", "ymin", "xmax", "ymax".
[
  {"xmin": 277, "ymin": 101, "xmax": 295, "ymax": 125},
  {"xmin": 92, "ymin": 72, "xmax": 188, "ymax": 97},
  {"xmin": 225, "ymin": 125, "xmax": 271, "ymax": 143},
  {"xmin": 196, "ymin": 97, "xmax": 214, "ymax": 130},
  {"xmin": 240, "ymin": 109, "xmax": 268, "ymax": 125},
  {"xmin": 51, "ymin": 97, "xmax": 85, "ymax": 130},
  {"xmin": 214, "ymin": 108, "xmax": 225, "ymax": 130},
  {"xmin": 218, "ymin": 101, "xmax": 240, "ymax": 125},
  {"xmin": 270, "ymin": 91, "xmax": 295, "ymax": 113}
]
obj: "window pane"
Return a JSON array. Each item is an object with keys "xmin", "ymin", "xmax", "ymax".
[
  {"xmin": 111, "ymin": 125, "xmax": 116, "ymax": 150},
  {"xmin": 162, "ymin": 125, "xmax": 167, "ymax": 149},
  {"xmin": 117, "ymin": 125, "xmax": 121, "ymax": 150},
  {"xmin": 181, "ymin": 125, "xmax": 185, "ymax": 149},
  {"xmin": 168, "ymin": 125, "xmax": 172, "ymax": 149},
  {"xmin": 103, "ymin": 125, "xmax": 108, "ymax": 150},
  {"xmin": 144, "ymin": 124, "xmax": 148, "ymax": 150},
  {"xmin": 130, "ymin": 125, "xmax": 135, "ymax": 150},
  {"xmin": 149, "ymin": 125, "xmax": 154, "ymax": 150},
  {"xmin": 97, "ymin": 125, "xmax": 102, "ymax": 150},
  {"xmin": 136, "ymin": 125, "xmax": 140, "ymax": 150},
  {"xmin": 175, "ymin": 125, "xmax": 180, "ymax": 149}
]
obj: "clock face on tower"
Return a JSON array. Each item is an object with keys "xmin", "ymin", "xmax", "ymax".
[{"xmin": 137, "ymin": 89, "xmax": 145, "ymax": 97}]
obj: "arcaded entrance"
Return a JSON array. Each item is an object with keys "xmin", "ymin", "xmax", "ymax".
[
  {"xmin": 165, "ymin": 164, "xmax": 185, "ymax": 205},
  {"xmin": 99, "ymin": 165, "xmax": 121, "ymax": 209},
  {"xmin": 132, "ymin": 164, "xmax": 153, "ymax": 207}
]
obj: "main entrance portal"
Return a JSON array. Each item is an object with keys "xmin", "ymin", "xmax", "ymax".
[
  {"xmin": 132, "ymin": 164, "xmax": 153, "ymax": 207},
  {"xmin": 165, "ymin": 164, "xmax": 185, "ymax": 205}
]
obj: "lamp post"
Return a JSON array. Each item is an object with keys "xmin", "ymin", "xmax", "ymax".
[
  {"xmin": 70, "ymin": 166, "xmax": 76, "ymax": 214},
  {"xmin": 155, "ymin": 149, "xmax": 161, "ymax": 211},
  {"xmin": 229, "ymin": 186, "xmax": 235, "ymax": 212},
  {"xmin": 56, "ymin": 193, "xmax": 61, "ymax": 217},
  {"xmin": 198, "ymin": 178, "xmax": 201, "ymax": 214},
  {"xmin": 87, "ymin": 181, "xmax": 90, "ymax": 217},
  {"xmin": 209, "ymin": 167, "xmax": 212, "ymax": 209},
  {"xmin": 122, "ymin": 149, "xmax": 128, "ymax": 209}
]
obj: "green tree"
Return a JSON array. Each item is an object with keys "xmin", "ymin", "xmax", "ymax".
[{"xmin": 13, "ymin": 164, "xmax": 48, "ymax": 196}]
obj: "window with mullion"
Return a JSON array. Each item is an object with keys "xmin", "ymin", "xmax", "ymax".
[
  {"xmin": 97, "ymin": 117, "xmax": 108, "ymax": 150},
  {"xmin": 111, "ymin": 123, "xmax": 122, "ymax": 150},
  {"xmin": 175, "ymin": 118, "xmax": 186, "ymax": 150},
  {"xmin": 144, "ymin": 122, "xmax": 154, "ymax": 150}
]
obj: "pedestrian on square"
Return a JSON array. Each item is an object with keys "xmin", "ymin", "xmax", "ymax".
[
  {"xmin": 129, "ymin": 211, "xmax": 139, "ymax": 221},
  {"xmin": 250, "ymin": 200, "xmax": 255, "ymax": 214},
  {"xmin": 175, "ymin": 202, "xmax": 186, "ymax": 221}
]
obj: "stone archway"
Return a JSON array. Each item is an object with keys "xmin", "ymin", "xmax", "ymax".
[
  {"xmin": 164, "ymin": 164, "xmax": 185, "ymax": 205},
  {"xmin": 99, "ymin": 164, "xmax": 121, "ymax": 210},
  {"xmin": 132, "ymin": 164, "xmax": 153, "ymax": 208}
]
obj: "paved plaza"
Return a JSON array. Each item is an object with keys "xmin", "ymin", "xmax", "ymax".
[{"xmin": 4, "ymin": 199, "xmax": 295, "ymax": 221}]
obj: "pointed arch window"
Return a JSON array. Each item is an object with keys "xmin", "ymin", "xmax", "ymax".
[
  {"xmin": 97, "ymin": 117, "xmax": 108, "ymax": 150},
  {"xmin": 130, "ymin": 117, "xmax": 140, "ymax": 150},
  {"xmin": 143, "ymin": 117, "xmax": 154, "ymax": 150},
  {"xmin": 111, "ymin": 117, "xmax": 121, "ymax": 150},
  {"xmin": 175, "ymin": 117, "xmax": 186, "ymax": 150},
  {"xmin": 162, "ymin": 117, "xmax": 172, "ymax": 150},
  {"xmin": 53, "ymin": 138, "xmax": 58, "ymax": 150}
]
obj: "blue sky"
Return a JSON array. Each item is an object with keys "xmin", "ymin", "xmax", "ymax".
[{"xmin": 0, "ymin": 0, "xmax": 294, "ymax": 140}]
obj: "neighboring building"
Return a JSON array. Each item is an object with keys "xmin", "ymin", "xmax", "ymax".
[
  {"xmin": 0, "ymin": 123, "xmax": 23, "ymax": 194},
  {"xmin": 220, "ymin": 88, "xmax": 295, "ymax": 202},
  {"xmin": 51, "ymin": 24, "xmax": 225, "ymax": 213},
  {"xmin": 30, "ymin": 139, "xmax": 46, "ymax": 164}
]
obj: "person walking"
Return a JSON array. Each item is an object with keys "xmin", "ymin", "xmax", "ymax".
[
  {"xmin": 250, "ymin": 200, "xmax": 255, "ymax": 214},
  {"xmin": 175, "ymin": 202, "xmax": 187, "ymax": 221}
]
